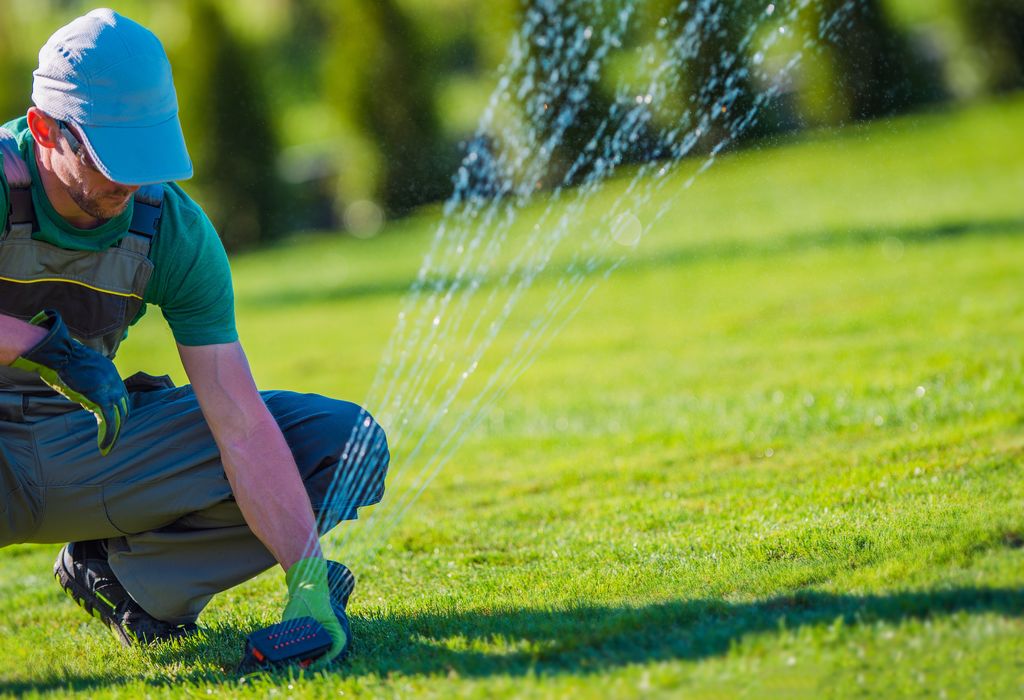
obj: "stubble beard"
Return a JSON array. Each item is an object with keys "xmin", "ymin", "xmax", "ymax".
[{"xmin": 67, "ymin": 181, "xmax": 133, "ymax": 222}]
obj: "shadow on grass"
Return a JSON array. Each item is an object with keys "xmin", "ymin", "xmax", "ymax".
[
  {"xmin": 346, "ymin": 586, "xmax": 1024, "ymax": 678},
  {"xmin": 3, "ymin": 586, "xmax": 1020, "ymax": 694},
  {"xmin": 241, "ymin": 215, "xmax": 1024, "ymax": 308}
]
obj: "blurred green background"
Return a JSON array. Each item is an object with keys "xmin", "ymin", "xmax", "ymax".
[
  {"xmin": 1, "ymin": 4, "xmax": 1023, "ymax": 695},
  {"xmin": 1, "ymin": 0, "xmax": 1021, "ymax": 250}
]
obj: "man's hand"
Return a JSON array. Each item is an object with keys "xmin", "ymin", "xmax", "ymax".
[
  {"xmin": 282, "ymin": 556, "xmax": 348, "ymax": 667},
  {"xmin": 10, "ymin": 309, "xmax": 128, "ymax": 454}
]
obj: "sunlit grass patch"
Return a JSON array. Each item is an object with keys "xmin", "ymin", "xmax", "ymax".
[{"xmin": 1, "ymin": 97, "xmax": 1022, "ymax": 699}]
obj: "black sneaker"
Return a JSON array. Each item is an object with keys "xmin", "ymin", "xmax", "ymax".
[
  {"xmin": 326, "ymin": 560, "xmax": 355, "ymax": 661},
  {"xmin": 54, "ymin": 540, "xmax": 197, "ymax": 646}
]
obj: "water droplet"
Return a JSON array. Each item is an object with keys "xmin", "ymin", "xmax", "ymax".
[
  {"xmin": 432, "ymin": 316, "xmax": 441, "ymax": 326},
  {"xmin": 915, "ymin": 386, "xmax": 926, "ymax": 398},
  {"xmin": 882, "ymin": 237, "xmax": 905, "ymax": 261},
  {"xmin": 767, "ymin": 3, "xmax": 776, "ymax": 15},
  {"xmin": 344, "ymin": 199, "xmax": 384, "ymax": 239},
  {"xmin": 779, "ymin": 26, "xmax": 787, "ymax": 34},
  {"xmin": 610, "ymin": 212, "xmax": 643, "ymax": 247},
  {"xmin": 583, "ymin": 26, "xmax": 593, "ymax": 40}
]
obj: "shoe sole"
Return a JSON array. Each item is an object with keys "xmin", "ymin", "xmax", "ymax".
[
  {"xmin": 54, "ymin": 544, "xmax": 134, "ymax": 646},
  {"xmin": 54, "ymin": 544, "xmax": 196, "ymax": 647}
]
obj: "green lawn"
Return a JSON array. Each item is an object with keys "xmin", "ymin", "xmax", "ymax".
[{"xmin": 2, "ymin": 95, "xmax": 1023, "ymax": 698}]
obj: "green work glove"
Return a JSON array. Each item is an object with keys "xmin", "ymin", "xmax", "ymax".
[
  {"xmin": 10, "ymin": 309, "xmax": 129, "ymax": 455},
  {"xmin": 282, "ymin": 556, "xmax": 348, "ymax": 668}
]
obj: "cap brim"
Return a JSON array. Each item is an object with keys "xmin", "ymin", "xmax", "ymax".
[{"xmin": 79, "ymin": 114, "xmax": 193, "ymax": 185}]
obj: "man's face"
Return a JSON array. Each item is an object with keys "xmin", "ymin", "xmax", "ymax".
[{"xmin": 56, "ymin": 123, "xmax": 139, "ymax": 221}]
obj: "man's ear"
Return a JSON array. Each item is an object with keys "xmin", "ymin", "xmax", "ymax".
[{"xmin": 26, "ymin": 107, "xmax": 61, "ymax": 149}]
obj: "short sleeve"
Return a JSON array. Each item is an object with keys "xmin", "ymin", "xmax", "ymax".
[{"xmin": 144, "ymin": 185, "xmax": 239, "ymax": 346}]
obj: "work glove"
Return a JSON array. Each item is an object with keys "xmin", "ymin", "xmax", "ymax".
[
  {"xmin": 10, "ymin": 309, "xmax": 129, "ymax": 455},
  {"xmin": 282, "ymin": 556, "xmax": 349, "ymax": 668}
]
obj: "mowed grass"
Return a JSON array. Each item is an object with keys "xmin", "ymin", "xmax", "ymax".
[{"xmin": 2, "ymin": 95, "xmax": 1023, "ymax": 698}]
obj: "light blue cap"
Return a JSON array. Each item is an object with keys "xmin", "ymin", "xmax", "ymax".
[{"xmin": 32, "ymin": 8, "xmax": 193, "ymax": 185}]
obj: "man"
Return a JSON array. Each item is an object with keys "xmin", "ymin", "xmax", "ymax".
[{"xmin": 0, "ymin": 9, "xmax": 389, "ymax": 665}]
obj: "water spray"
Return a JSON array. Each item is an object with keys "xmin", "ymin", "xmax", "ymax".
[{"xmin": 288, "ymin": 0, "xmax": 867, "ymax": 609}]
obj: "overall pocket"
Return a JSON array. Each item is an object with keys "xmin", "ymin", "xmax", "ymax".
[
  {"xmin": 0, "ymin": 486, "xmax": 43, "ymax": 547},
  {"xmin": 32, "ymin": 484, "xmax": 121, "ymax": 544},
  {"xmin": 0, "ymin": 423, "xmax": 43, "ymax": 546},
  {"xmin": 103, "ymin": 477, "xmax": 231, "ymax": 536}
]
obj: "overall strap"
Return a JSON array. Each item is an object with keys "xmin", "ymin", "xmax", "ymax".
[
  {"xmin": 1, "ymin": 127, "xmax": 35, "ymax": 240},
  {"xmin": 0, "ymin": 127, "xmax": 29, "ymax": 187},
  {"xmin": 119, "ymin": 184, "xmax": 164, "ymax": 256}
]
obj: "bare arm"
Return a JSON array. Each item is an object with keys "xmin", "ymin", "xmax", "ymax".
[
  {"xmin": 0, "ymin": 313, "xmax": 46, "ymax": 365},
  {"xmin": 178, "ymin": 341, "xmax": 321, "ymax": 570}
]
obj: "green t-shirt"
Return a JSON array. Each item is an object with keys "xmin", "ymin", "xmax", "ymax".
[{"xmin": 0, "ymin": 116, "xmax": 237, "ymax": 346}]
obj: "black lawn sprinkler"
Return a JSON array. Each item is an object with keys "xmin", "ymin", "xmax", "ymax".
[{"xmin": 238, "ymin": 617, "xmax": 334, "ymax": 672}]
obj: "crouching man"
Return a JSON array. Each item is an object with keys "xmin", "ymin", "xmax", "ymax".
[{"xmin": 0, "ymin": 9, "xmax": 389, "ymax": 664}]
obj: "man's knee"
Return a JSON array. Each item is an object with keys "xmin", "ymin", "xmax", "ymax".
[
  {"xmin": 271, "ymin": 393, "xmax": 390, "ymax": 516},
  {"xmin": 332, "ymin": 403, "xmax": 390, "ymax": 509}
]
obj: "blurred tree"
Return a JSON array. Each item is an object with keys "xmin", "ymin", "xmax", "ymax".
[
  {"xmin": 268, "ymin": 0, "xmax": 332, "ymax": 108},
  {"xmin": 527, "ymin": 0, "xmax": 783, "ymax": 186},
  {"xmin": 512, "ymin": 1, "xmax": 626, "ymax": 188},
  {"xmin": 961, "ymin": 0, "xmax": 1024, "ymax": 92},
  {"xmin": 322, "ymin": 0, "xmax": 455, "ymax": 218},
  {"xmin": 0, "ymin": 0, "xmax": 32, "ymax": 121},
  {"xmin": 3, "ymin": 0, "xmax": 1003, "ymax": 244},
  {"xmin": 471, "ymin": 0, "xmax": 520, "ymax": 71},
  {"xmin": 172, "ymin": 0, "xmax": 281, "ymax": 250},
  {"xmin": 817, "ymin": 0, "xmax": 947, "ymax": 121},
  {"xmin": 673, "ymin": 0, "xmax": 785, "ymax": 148}
]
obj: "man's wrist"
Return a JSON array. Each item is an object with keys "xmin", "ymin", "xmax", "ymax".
[
  {"xmin": 281, "ymin": 542, "xmax": 324, "ymax": 574},
  {"xmin": 0, "ymin": 315, "xmax": 48, "ymax": 365},
  {"xmin": 285, "ymin": 555, "xmax": 327, "ymax": 589}
]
